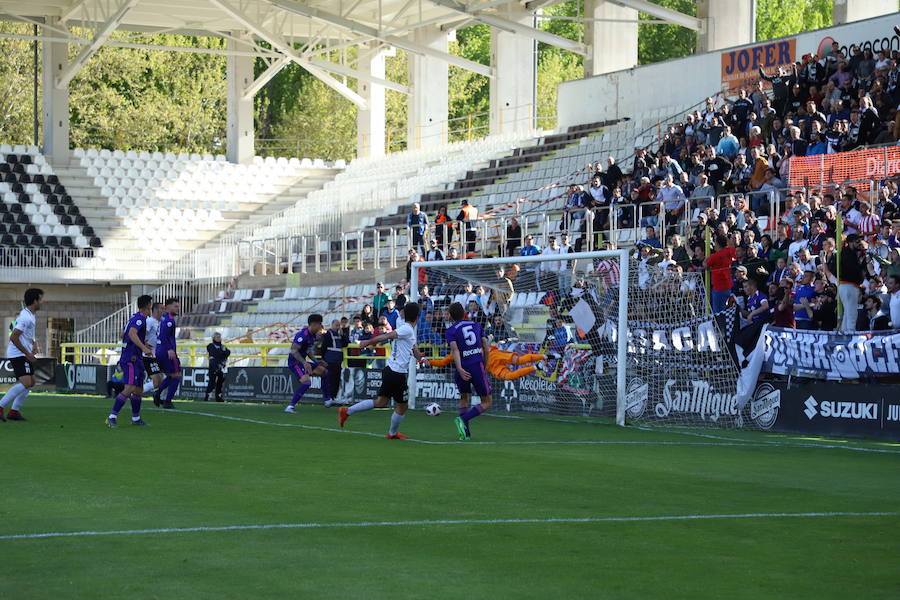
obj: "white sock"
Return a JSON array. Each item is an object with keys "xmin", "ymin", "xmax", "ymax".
[
  {"xmin": 0, "ymin": 383, "xmax": 25, "ymax": 409},
  {"xmin": 348, "ymin": 399, "xmax": 374, "ymax": 415},
  {"xmin": 143, "ymin": 380, "xmax": 156, "ymax": 394},
  {"xmin": 11, "ymin": 388, "xmax": 30, "ymax": 411},
  {"xmin": 108, "ymin": 413, "xmax": 117, "ymax": 420},
  {"xmin": 389, "ymin": 411, "xmax": 405, "ymax": 435}
]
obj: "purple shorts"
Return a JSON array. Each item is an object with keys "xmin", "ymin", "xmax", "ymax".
[
  {"xmin": 288, "ymin": 360, "xmax": 319, "ymax": 381},
  {"xmin": 454, "ymin": 362, "xmax": 491, "ymax": 398},
  {"xmin": 156, "ymin": 352, "xmax": 182, "ymax": 375},
  {"xmin": 120, "ymin": 359, "xmax": 145, "ymax": 386}
]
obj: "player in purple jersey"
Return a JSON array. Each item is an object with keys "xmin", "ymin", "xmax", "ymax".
[
  {"xmin": 284, "ymin": 314, "xmax": 327, "ymax": 413},
  {"xmin": 106, "ymin": 294, "xmax": 154, "ymax": 427},
  {"xmin": 153, "ymin": 297, "xmax": 181, "ymax": 409},
  {"xmin": 446, "ymin": 302, "xmax": 492, "ymax": 441}
]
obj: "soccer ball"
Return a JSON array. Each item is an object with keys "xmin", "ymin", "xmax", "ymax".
[{"xmin": 424, "ymin": 402, "xmax": 442, "ymax": 416}]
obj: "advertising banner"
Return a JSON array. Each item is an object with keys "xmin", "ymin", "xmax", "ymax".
[
  {"xmin": 748, "ymin": 380, "xmax": 900, "ymax": 439},
  {"xmin": 761, "ymin": 327, "xmax": 900, "ymax": 380},
  {"xmin": 1, "ymin": 358, "xmax": 55, "ymax": 386},
  {"xmin": 54, "ymin": 363, "xmax": 109, "ymax": 395},
  {"xmin": 788, "ymin": 145, "xmax": 900, "ymax": 190},
  {"xmin": 721, "ymin": 39, "xmax": 796, "ymax": 90}
]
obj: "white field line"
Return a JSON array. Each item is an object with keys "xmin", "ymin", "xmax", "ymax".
[
  {"xmin": 166, "ymin": 408, "xmax": 900, "ymax": 454},
  {"xmin": 2, "ymin": 511, "xmax": 897, "ymax": 541}
]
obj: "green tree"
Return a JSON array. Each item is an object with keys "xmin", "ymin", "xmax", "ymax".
[
  {"xmin": 638, "ymin": 0, "xmax": 696, "ymax": 65},
  {"xmin": 0, "ymin": 21, "xmax": 41, "ymax": 145},
  {"xmin": 755, "ymin": 0, "xmax": 831, "ymax": 42}
]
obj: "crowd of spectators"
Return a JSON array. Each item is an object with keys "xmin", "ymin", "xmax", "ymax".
[{"xmin": 380, "ymin": 35, "xmax": 900, "ymax": 333}]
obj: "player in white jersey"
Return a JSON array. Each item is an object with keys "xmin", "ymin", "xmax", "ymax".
[
  {"xmin": 1, "ymin": 288, "xmax": 43, "ymax": 422},
  {"xmin": 141, "ymin": 302, "xmax": 166, "ymax": 401},
  {"xmin": 338, "ymin": 303, "xmax": 423, "ymax": 439}
]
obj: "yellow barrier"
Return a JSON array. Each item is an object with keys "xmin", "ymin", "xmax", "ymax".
[{"xmin": 60, "ymin": 342, "xmax": 291, "ymax": 367}]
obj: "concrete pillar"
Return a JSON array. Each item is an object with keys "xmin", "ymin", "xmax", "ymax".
[
  {"xmin": 833, "ymin": 0, "xmax": 896, "ymax": 24},
  {"xmin": 584, "ymin": 0, "xmax": 638, "ymax": 76},
  {"xmin": 407, "ymin": 26, "xmax": 449, "ymax": 150},
  {"xmin": 697, "ymin": 0, "xmax": 754, "ymax": 54},
  {"xmin": 490, "ymin": 8, "xmax": 536, "ymax": 136},
  {"xmin": 226, "ymin": 34, "xmax": 255, "ymax": 164},
  {"xmin": 42, "ymin": 17, "xmax": 69, "ymax": 161},
  {"xmin": 357, "ymin": 44, "xmax": 386, "ymax": 159}
]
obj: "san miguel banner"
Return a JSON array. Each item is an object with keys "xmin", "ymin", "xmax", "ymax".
[
  {"xmin": 788, "ymin": 145, "xmax": 900, "ymax": 189},
  {"xmin": 760, "ymin": 327, "xmax": 900, "ymax": 380},
  {"xmin": 721, "ymin": 39, "xmax": 796, "ymax": 90}
]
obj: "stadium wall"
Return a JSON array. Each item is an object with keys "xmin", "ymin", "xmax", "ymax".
[{"xmin": 557, "ymin": 14, "xmax": 900, "ymax": 129}]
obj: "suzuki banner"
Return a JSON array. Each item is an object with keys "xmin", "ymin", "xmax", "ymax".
[{"xmin": 748, "ymin": 380, "xmax": 900, "ymax": 439}]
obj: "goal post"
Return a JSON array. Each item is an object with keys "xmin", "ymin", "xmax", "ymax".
[{"xmin": 410, "ymin": 249, "xmax": 630, "ymax": 425}]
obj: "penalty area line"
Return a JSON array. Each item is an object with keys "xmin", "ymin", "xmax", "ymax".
[{"xmin": 2, "ymin": 511, "xmax": 897, "ymax": 541}]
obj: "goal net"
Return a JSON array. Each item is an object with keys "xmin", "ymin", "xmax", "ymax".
[{"xmin": 411, "ymin": 250, "xmax": 763, "ymax": 430}]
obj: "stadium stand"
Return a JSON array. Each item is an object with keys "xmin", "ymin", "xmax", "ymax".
[{"xmin": 0, "ymin": 144, "xmax": 98, "ymax": 252}]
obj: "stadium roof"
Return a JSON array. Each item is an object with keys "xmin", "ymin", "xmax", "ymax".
[
  {"xmin": 0, "ymin": 0, "xmax": 607, "ymax": 104},
  {"xmin": 0, "ymin": 0, "xmax": 703, "ymax": 107}
]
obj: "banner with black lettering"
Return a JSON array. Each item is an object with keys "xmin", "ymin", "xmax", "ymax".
[{"xmin": 761, "ymin": 327, "xmax": 900, "ymax": 380}]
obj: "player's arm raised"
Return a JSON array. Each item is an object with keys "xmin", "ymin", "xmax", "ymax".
[
  {"xmin": 9, "ymin": 328, "xmax": 35, "ymax": 363},
  {"xmin": 450, "ymin": 340, "xmax": 471, "ymax": 381}
]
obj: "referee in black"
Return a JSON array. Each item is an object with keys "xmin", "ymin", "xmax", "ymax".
[{"xmin": 204, "ymin": 332, "xmax": 230, "ymax": 402}]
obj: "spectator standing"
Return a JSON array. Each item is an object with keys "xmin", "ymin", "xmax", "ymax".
[
  {"xmin": 406, "ymin": 203, "xmax": 428, "ymax": 255},
  {"xmin": 372, "ymin": 283, "xmax": 389, "ymax": 315},
  {"xmin": 886, "ymin": 274, "xmax": 900, "ymax": 327},
  {"xmin": 456, "ymin": 199, "xmax": 479, "ymax": 256},
  {"xmin": 838, "ymin": 235, "xmax": 867, "ymax": 330},
  {"xmin": 360, "ymin": 303, "xmax": 377, "ymax": 327},
  {"xmin": 344, "ymin": 316, "xmax": 367, "ymax": 402},
  {"xmin": 434, "ymin": 204, "xmax": 453, "ymax": 249},
  {"xmin": 319, "ymin": 319, "xmax": 346, "ymax": 407},
  {"xmin": 204, "ymin": 332, "xmax": 230, "ymax": 402},
  {"xmin": 393, "ymin": 284, "xmax": 407, "ymax": 310},
  {"xmin": 741, "ymin": 279, "xmax": 769, "ymax": 323},
  {"xmin": 425, "ymin": 238, "xmax": 445, "ymax": 262},
  {"xmin": 793, "ymin": 270, "xmax": 817, "ymax": 329},
  {"xmin": 706, "ymin": 234, "xmax": 737, "ymax": 312},
  {"xmin": 691, "ymin": 173, "xmax": 715, "ymax": 209},
  {"xmin": 505, "ymin": 216, "xmax": 523, "ymax": 257},
  {"xmin": 380, "ymin": 299, "xmax": 401, "ymax": 329},
  {"xmin": 861, "ymin": 295, "xmax": 890, "ymax": 330}
]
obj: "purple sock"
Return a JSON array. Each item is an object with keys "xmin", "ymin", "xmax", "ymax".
[
  {"xmin": 130, "ymin": 393, "xmax": 142, "ymax": 418},
  {"xmin": 158, "ymin": 377, "xmax": 171, "ymax": 393},
  {"xmin": 290, "ymin": 381, "xmax": 311, "ymax": 407},
  {"xmin": 111, "ymin": 393, "xmax": 127, "ymax": 416},
  {"xmin": 164, "ymin": 377, "xmax": 180, "ymax": 403},
  {"xmin": 462, "ymin": 404, "xmax": 485, "ymax": 423}
]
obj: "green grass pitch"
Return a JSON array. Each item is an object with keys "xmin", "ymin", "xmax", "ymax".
[{"xmin": 2, "ymin": 394, "xmax": 899, "ymax": 599}]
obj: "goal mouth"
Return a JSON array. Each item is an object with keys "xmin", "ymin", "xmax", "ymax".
[{"xmin": 409, "ymin": 249, "xmax": 754, "ymax": 430}]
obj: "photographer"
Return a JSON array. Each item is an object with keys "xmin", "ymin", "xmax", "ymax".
[{"xmin": 204, "ymin": 332, "xmax": 230, "ymax": 402}]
